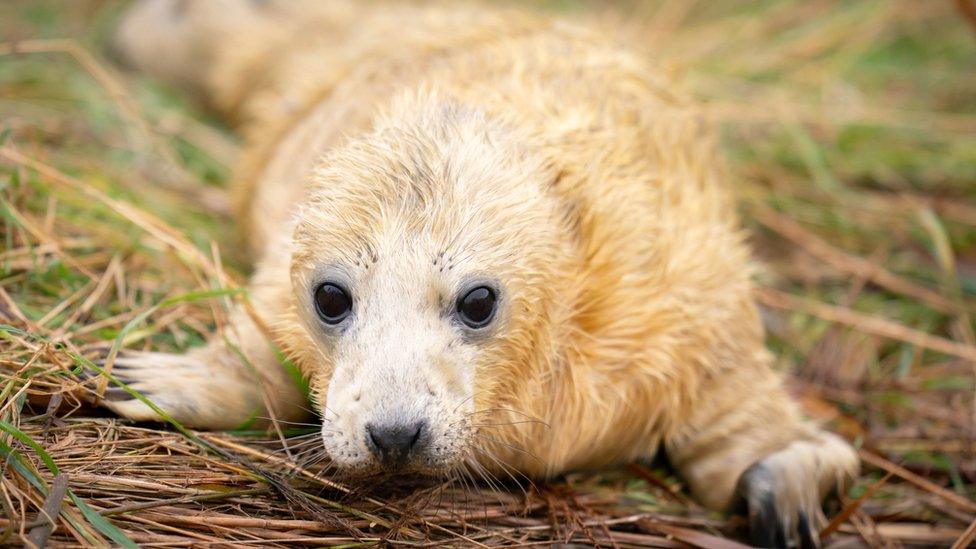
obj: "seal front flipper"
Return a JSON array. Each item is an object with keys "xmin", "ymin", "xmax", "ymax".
[
  {"xmin": 90, "ymin": 253, "xmax": 309, "ymax": 430},
  {"xmin": 93, "ymin": 349, "xmax": 259, "ymax": 429},
  {"xmin": 666, "ymin": 368, "xmax": 858, "ymax": 548}
]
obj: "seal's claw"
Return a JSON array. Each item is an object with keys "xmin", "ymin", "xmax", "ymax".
[
  {"xmin": 738, "ymin": 468, "xmax": 787, "ymax": 547},
  {"xmin": 80, "ymin": 353, "xmax": 160, "ymax": 401},
  {"xmin": 797, "ymin": 511, "xmax": 817, "ymax": 549},
  {"xmin": 76, "ymin": 365, "xmax": 100, "ymax": 383},
  {"xmin": 733, "ymin": 433, "xmax": 857, "ymax": 548},
  {"xmin": 102, "ymin": 385, "xmax": 135, "ymax": 402}
]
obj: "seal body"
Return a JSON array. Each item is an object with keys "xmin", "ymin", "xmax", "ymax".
[{"xmin": 110, "ymin": 1, "xmax": 858, "ymax": 545}]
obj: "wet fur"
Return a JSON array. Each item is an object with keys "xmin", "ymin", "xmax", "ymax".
[{"xmin": 109, "ymin": 1, "xmax": 859, "ymax": 545}]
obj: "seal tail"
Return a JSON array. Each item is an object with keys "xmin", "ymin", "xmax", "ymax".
[{"xmin": 111, "ymin": 0, "xmax": 354, "ymax": 124}]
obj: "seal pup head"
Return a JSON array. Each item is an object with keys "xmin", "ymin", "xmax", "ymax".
[{"xmin": 288, "ymin": 91, "xmax": 577, "ymax": 475}]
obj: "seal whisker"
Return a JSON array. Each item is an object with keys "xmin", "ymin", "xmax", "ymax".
[
  {"xmin": 469, "ymin": 445, "xmax": 533, "ymax": 498},
  {"xmin": 463, "ymin": 407, "xmax": 550, "ymax": 426},
  {"xmin": 253, "ymin": 417, "xmax": 323, "ymax": 427},
  {"xmin": 470, "ymin": 419, "xmax": 549, "ymax": 428},
  {"xmin": 469, "ymin": 433, "xmax": 542, "ymax": 464}
]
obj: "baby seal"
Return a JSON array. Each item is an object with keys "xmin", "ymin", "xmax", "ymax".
[{"xmin": 108, "ymin": 1, "xmax": 858, "ymax": 546}]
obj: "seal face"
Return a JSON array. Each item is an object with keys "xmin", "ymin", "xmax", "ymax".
[{"xmin": 290, "ymin": 100, "xmax": 574, "ymax": 474}]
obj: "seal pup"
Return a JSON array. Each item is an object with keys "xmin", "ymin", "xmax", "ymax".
[{"xmin": 107, "ymin": 1, "xmax": 859, "ymax": 545}]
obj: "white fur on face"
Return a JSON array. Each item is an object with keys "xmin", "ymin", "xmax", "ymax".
[{"xmin": 314, "ymin": 246, "xmax": 483, "ymax": 472}]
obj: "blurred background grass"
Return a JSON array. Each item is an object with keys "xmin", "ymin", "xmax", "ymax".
[{"xmin": 1, "ymin": 0, "xmax": 975, "ymax": 546}]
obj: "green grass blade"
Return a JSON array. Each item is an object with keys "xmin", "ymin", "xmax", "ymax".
[{"xmin": 0, "ymin": 422, "xmax": 137, "ymax": 547}]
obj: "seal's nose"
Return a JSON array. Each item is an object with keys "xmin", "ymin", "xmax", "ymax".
[{"xmin": 366, "ymin": 420, "xmax": 426, "ymax": 467}]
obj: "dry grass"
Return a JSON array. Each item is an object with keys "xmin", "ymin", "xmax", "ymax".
[{"xmin": 1, "ymin": 0, "xmax": 975, "ymax": 546}]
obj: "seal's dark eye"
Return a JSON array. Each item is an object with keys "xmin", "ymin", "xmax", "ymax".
[
  {"xmin": 314, "ymin": 283, "xmax": 352, "ymax": 324},
  {"xmin": 457, "ymin": 286, "xmax": 496, "ymax": 329}
]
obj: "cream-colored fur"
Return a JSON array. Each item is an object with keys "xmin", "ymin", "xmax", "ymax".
[{"xmin": 109, "ymin": 1, "xmax": 858, "ymax": 544}]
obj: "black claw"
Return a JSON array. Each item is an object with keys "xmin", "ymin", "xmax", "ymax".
[
  {"xmin": 86, "ymin": 352, "xmax": 139, "ymax": 375},
  {"xmin": 103, "ymin": 386, "xmax": 136, "ymax": 402},
  {"xmin": 750, "ymin": 497, "xmax": 784, "ymax": 547},
  {"xmin": 79, "ymin": 359, "xmax": 127, "ymax": 380},
  {"xmin": 735, "ymin": 463, "xmax": 794, "ymax": 548},
  {"xmin": 76, "ymin": 368, "xmax": 98, "ymax": 382},
  {"xmin": 797, "ymin": 511, "xmax": 818, "ymax": 549},
  {"xmin": 86, "ymin": 346, "xmax": 112, "ymax": 361},
  {"xmin": 79, "ymin": 359, "xmax": 110, "ymax": 380}
]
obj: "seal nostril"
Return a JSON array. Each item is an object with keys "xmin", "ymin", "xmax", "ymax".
[
  {"xmin": 365, "ymin": 420, "xmax": 427, "ymax": 467},
  {"xmin": 410, "ymin": 422, "xmax": 424, "ymax": 448},
  {"xmin": 368, "ymin": 426, "xmax": 383, "ymax": 451}
]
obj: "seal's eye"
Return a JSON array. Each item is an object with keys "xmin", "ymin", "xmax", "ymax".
[
  {"xmin": 314, "ymin": 283, "xmax": 352, "ymax": 324},
  {"xmin": 457, "ymin": 286, "xmax": 496, "ymax": 329}
]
